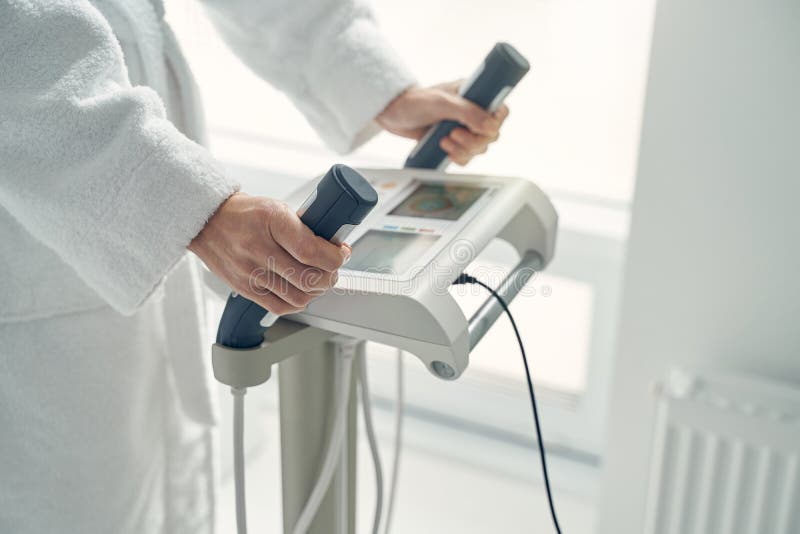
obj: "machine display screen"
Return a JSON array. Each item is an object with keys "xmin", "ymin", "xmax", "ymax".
[
  {"xmin": 389, "ymin": 184, "xmax": 486, "ymax": 221},
  {"xmin": 346, "ymin": 230, "xmax": 440, "ymax": 275}
]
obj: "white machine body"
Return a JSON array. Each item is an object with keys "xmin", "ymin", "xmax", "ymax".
[{"xmin": 281, "ymin": 168, "xmax": 558, "ymax": 380}]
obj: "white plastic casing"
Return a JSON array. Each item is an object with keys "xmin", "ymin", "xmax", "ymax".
[{"xmin": 277, "ymin": 168, "xmax": 557, "ymax": 380}]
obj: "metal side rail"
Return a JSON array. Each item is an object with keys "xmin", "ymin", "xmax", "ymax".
[{"xmin": 467, "ymin": 250, "xmax": 543, "ymax": 349}]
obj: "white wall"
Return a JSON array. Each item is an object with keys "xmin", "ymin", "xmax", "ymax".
[{"xmin": 598, "ymin": 0, "xmax": 800, "ymax": 532}]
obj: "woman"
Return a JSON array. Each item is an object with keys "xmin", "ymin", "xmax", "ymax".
[{"xmin": 0, "ymin": 0, "xmax": 508, "ymax": 531}]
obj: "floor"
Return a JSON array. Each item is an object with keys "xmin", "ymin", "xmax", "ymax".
[{"xmin": 215, "ymin": 381, "xmax": 597, "ymax": 534}]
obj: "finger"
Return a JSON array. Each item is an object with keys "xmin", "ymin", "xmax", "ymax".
[
  {"xmin": 247, "ymin": 267, "xmax": 318, "ymax": 309},
  {"xmin": 256, "ymin": 246, "xmax": 338, "ymax": 292},
  {"xmin": 436, "ymin": 92, "xmax": 502, "ymax": 136},
  {"xmin": 433, "ymin": 79, "xmax": 464, "ymax": 94},
  {"xmin": 270, "ymin": 207, "xmax": 350, "ymax": 271},
  {"xmin": 448, "ymin": 130, "xmax": 490, "ymax": 159},
  {"xmin": 341, "ymin": 243, "xmax": 353, "ymax": 264},
  {"xmin": 246, "ymin": 288, "xmax": 306, "ymax": 316},
  {"xmin": 440, "ymin": 137, "xmax": 473, "ymax": 166},
  {"xmin": 494, "ymin": 104, "xmax": 510, "ymax": 123},
  {"xmin": 450, "ymin": 127, "xmax": 494, "ymax": 155},
  {"xmin": 229, "ymin": 262, "xmax": 306, "ymax": 314}
]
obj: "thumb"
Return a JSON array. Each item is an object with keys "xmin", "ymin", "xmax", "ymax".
[{"xmin": 431, "ymin": 91, "xmax": 496, "ymax": 135}]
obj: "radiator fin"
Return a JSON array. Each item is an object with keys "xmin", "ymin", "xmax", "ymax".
[{"xmin": 644, "ymin": 370, "xmax": 800, "ymax": 534}]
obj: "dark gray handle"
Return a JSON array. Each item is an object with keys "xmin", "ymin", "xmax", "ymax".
[
  {"xmin": 405, "ymin": 42, "xmax": 530, "ymax": 170},
  {"xmin": 216, "ymin": 165, "xmax": 377, "ymax": 349}
]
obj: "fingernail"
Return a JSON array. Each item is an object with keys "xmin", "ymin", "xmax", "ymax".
[{"xmin": 343, "ymin": 250, "xmax": 351, "ymax": 265}]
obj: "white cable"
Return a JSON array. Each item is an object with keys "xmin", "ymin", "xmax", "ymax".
[
  {"xmin": 382, "ymin": 350, "xmax": 404, "ymax": 534},
  {"xmin": 292, "ymin": 347, "xmax": 354, "ymax": 534},
  {"xmin": 357, "ymin": 352, "xmax": 384, "ymax": 534},
  {"xmin": 337, "ymin": 414, "xmax": 349, "ymax": 534},
  {"xmin": 231, "ymin": 387, "xmax": 248, "ymax": 534}
]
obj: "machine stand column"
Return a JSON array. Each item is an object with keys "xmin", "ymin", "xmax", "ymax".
[{"xmin": 278, "ymin": 336, "xmax": 361, "ymax": 534}]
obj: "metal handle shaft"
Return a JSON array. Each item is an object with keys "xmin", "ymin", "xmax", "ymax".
[{"xmin": 467, "ymin": 250, "xmax": 543, "ymax": 349}]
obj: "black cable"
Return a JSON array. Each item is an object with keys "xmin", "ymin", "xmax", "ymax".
[{"xmin": 453, "ymin": 273, "xmax": 563, "ymax": 534}]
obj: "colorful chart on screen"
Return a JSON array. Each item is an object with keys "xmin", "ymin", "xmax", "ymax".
[{"xmin": 389, "ymin": 184, "xmax": 486, "ymax": 221}]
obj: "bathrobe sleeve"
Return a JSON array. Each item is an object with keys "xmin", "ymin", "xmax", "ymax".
[
  {"xmin": 0, "ymin": 0, "xmax": 238, "ymax": 315},
  {"xmin": 199, "ymin": 0, "xmax": 417, "ymax": 153}
]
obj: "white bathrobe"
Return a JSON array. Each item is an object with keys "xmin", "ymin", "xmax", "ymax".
[{"xmin": 0, "ymin": 0, "xmax": 415, "ymax": 532}]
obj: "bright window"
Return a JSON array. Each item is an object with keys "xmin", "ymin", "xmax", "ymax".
[{"xmin": 168, "ymin": 0, "xmax": 655, "ymax": 460}]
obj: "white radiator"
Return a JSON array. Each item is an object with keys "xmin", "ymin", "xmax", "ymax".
[{"xmin": 644, "ymin": 369, "xmax": 800, "ymax": 534}]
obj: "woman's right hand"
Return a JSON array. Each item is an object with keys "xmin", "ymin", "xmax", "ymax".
[{"xmin": 188, "ymin": 192, "xmax": 351, "ymax": 314}]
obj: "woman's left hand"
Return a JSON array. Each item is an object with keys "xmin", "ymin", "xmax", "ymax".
[{"xmin": 376, "ymin": 80, "xmax": 510, "ymax": 166}]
